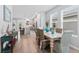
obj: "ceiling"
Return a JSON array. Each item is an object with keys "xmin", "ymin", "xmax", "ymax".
[{"xmin": 13, "ymin": 5, "xmax": 56, "ymax": 19}]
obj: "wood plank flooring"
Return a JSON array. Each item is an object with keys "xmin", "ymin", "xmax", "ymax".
[{"xmin": 13, "ymin": 31, "xmax": 39, "ymax": 53}]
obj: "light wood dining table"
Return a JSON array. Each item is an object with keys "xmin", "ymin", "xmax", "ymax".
[{"xmin": 44, "ymin": 31, "xmax": 63, "ymax": 53}]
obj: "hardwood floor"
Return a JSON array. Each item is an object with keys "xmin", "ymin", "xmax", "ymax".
[{"xmin": 13, "ymin": 31, "xmax": 39, "ymax": 53}]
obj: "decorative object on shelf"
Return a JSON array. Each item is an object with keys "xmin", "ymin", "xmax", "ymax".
[
  {"xmin": 50, "ymin": 28, "xmax": 54, "ymax": 34},
  {"xmin": 46, "ymin": 21, "xmax": 49, "ymax": 27},
  {"xmin": 53, "ymin": 23, "xmax": 56, "ymax": 28},
  {"xmin": 45, "ymin": 21, "xmax": 50, "ymax": 32},
  {"xmin": 3, "ymin": 5, "xmax": 11, "ymax": 22},
  {"xmin": 56, "ymin": 28, "xmax": 62, "ymax": 33}
]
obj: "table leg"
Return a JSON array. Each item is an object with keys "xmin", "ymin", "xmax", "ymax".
[{"xmin": 50, "ymin": 39, "xmax": 54, "ymax": 53}]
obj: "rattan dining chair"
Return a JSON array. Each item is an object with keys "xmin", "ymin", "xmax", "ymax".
[
  {"xmin": 36, "ymin": 28, "xmax": 40, "ymax": 46},
  {"xmin": 56, "ymin": 28, "xmax": 62, "ymax": 33},
  {"xmin": 38, "ymin": 29, "xmax": 50, "ymax": 51}
]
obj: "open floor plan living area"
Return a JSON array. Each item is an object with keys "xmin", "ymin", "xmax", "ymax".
[{"xmin": 0, "ymin": 5, "xmax": 79, "ymax": 53}]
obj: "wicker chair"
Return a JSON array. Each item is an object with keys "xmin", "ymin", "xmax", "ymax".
[
  {"xmin": 38, "ymin": 29, "xmax": 50, "ymax": 51},
  {"xmin": 36, "ymin": 28, "xmax": 40, "ymax": 45},
  {"xmin": 56, "ymin": 28, "xmax": 62, "ymax": 33}
]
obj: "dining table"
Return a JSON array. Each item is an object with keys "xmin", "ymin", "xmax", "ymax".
[{"xmin": 44, "ymin": 31, "xmax": 63, "ymax": 53}]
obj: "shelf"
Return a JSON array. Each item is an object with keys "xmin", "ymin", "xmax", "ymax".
[
  {"xmin": 72, "ymin": 34, "xmax": 78, "ymax": 38},
  {"xmin": 63, "ymin": 20, "xmax": 78, "ymax": 22},
  {"xmin": 52, "ymin": 20, "xmax": 78, "ymax": 23},
  {"xmin": 52, "ymin": 21, "xmax": 57, "ymax": 23}
]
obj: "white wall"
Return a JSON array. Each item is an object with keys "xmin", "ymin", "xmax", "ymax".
[
  {"xmin": 46, "ymin": 6, "xmax": 70, "ymax": 20},
  {"xmin": 35, "ymin": 13, "xmax": 46, "ymax": 29},
  {"xmin": 0, "ymin": 5, "xmax": 9, "ymax": 37},
  {"xmin": 78, "ymin": 8, "xmax": 79, "ymax": 36},
  {"xmin": 36, "ymin": 14, "xmax": 41, "ymax": 28},
  {"xmin": 13, "ymin": 5, "xmax": 54, "ymax": 19},
  {"xmin": 0, "ymin": 5, "xmax": 3, "ymax": 37},
  {"xmin": 0, "ymin": 5, "xmax": 13, "ymax": 37},
  {"xmin": 0, "ymin": 5, "xmax": 3, "ymax": 52},
  {"xmin": 6, "ymin": 5, "xmax": 13, "ymax": 31},
  {"xmin": 40, "ymin": 13, "xmax": 46, "ymax": 28}
]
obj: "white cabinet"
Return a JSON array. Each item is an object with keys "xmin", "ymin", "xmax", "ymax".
[
  {"xmin": 63, "ymin": 7, "xmax": 79, "ymax": 35},
  {"xmin": 62, "ymin": 6, "xmax": 79, "ymax": 52}
]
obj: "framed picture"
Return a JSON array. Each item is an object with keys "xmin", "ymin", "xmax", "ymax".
[{"xmin": 3, "ymin": 5, "xmax": 11, "ymax": 22}]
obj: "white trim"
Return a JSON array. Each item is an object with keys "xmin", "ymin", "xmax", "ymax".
[{"xmin": 70, "ymin": 44, "xmax": 79, "ymax": 52}]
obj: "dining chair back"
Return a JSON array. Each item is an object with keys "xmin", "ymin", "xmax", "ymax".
[
  {"xmin": 56, "ymin": 28, "xmax": 62, "ymax": 33},
  {"xmin": 36, "ymin": 28, "xmax": 41, "ymax": 46},
  {"xmin": 39, "ymin": 29, "xmax": 44, "ymax": 40},
  {"xmin": 39, "ymin": 29, "xmax": 49, "ymax": 51},
  {"xmin": 36, "ymin": 29, "xmax": 40, "ymax": 38}
]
